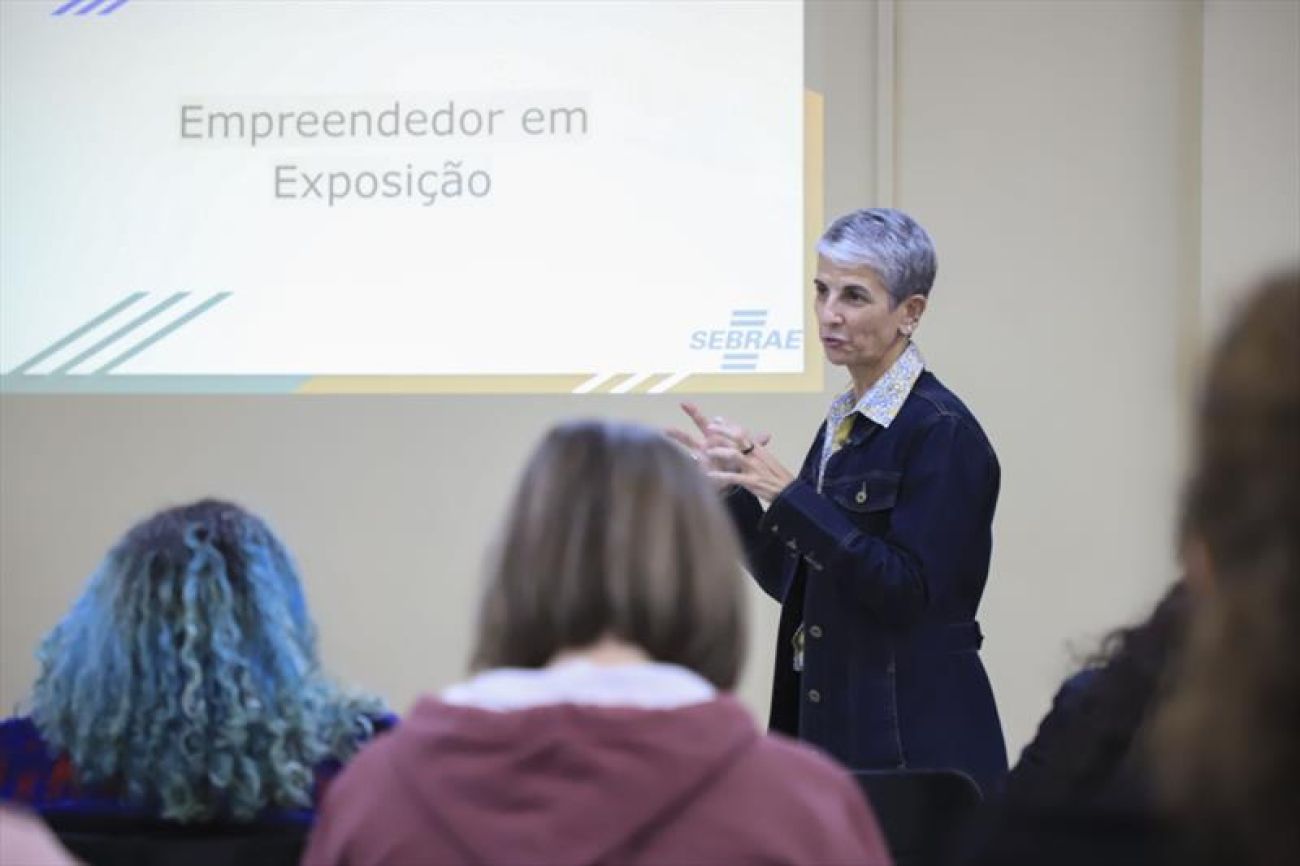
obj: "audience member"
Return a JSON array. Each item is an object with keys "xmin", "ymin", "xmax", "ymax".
[
  {"xmin": 962, "ymin": 268, "xmax": 1299, "ymax": 866},
  {"xmin": 303, "ymin": 420, "xmax": 891, "ymax": 866},
  {"xmin": 0, "ymin": 499, "xmax": 390, "ymax": 829},
  {"xmin": 1004, "ymin": 581, "xmax": 1188, "ymax": 810},
  {"xmin": 958, "ymin": 584, "xmax": 1188, "ymax": 865},
  {"xmin": 1153, "ymin": 269, "xmax": 1300, "ymax": 866}
]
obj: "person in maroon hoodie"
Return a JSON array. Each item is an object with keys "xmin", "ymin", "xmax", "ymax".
[{"xmin": 303, "ymin": 419, "xmax": 891, "ymax": 866}]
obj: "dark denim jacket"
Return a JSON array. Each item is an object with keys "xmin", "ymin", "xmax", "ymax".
[{"xmin": 726, "ymin": 370, "xmax": 1008, "ymax": 796}]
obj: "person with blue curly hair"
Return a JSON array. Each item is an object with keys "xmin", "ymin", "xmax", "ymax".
[{"xmin": 0, "ymin": 498, "xmax": 391, "ymax": 829}]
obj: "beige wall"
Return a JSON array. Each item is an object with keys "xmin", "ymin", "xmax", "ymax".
[
  {"xmin": 894, "ymin": 0, "xmax": 1198, "ymax": 754},
  {"xmin": 2, "ymin": 1, "xmax": 1297, "ymax": 763},
  {"xmin": 1201, "ymin": 0, "xmax": 1300, "ymax": 334}
]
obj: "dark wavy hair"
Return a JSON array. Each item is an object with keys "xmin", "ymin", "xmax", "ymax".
[
  {"xmin": 1154, "ymin": 269, "xmax": 1300, "ymax": 866},
  {"xmin": 30, "ymin": 499, "xmax": 384, "ymax": 822}
]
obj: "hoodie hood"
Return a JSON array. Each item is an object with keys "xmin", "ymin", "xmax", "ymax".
[{"xmin": 385, "ymin": 689, "xmax": 760, "ymax": 865}]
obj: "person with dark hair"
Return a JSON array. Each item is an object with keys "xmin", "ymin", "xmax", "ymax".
[
  {"xmin": 303, "ymin": 420, "xmax": 891, "ymax": 866},
  {"xmin": 1153, "ymin": 269, "xmax": 1300, "ymax": 866},
  {"xmin": 958, "ymin": 583, "xmax": 1190, "ymax": 866},
  {"xmin": 1004, "ymin": 582, "xmax": 1189, "ymax": 810},
  {"xmin": 964, "ymin": 268, "xmax": 1300, "ymax": 866},
  {"xmin": 0, "ymin": 499, "xmax": 390, "ymax": 828},
  {"xmin": 671, "ymin": 208, "xmax": 1007, "ymax": 797}
]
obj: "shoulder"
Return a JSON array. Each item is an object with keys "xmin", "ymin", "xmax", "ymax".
[
  {"xmin": 311, "ymin": 721, "xmax": 409, "ymax": 848},
  {"xmin": 728, "ymin": 735, "xmax": 888, "ymax": 860},
  {"xmin": 746, "ymin": 734, "xmax": 854, "ymax": 781},
  {"xmin": 312, "ymin": 711, "xmax": 399, "ymax": 796},
  {"xmin": 0, "ymin": 717, "xmax": 44, "ymax": 750},
  {"xmin": 0, "ymin": 717, "xmax": 55, "ymax": 785},
  {"xmin": 904, "ymin": 372, "xmax": 984, "ymax": 428},
  {"xmin": 1055, "ymin": 668, "xmax": 1101, "ymax": 710},
  {"xmin": 306, "ymin": 719, "xmax": 420, "ymax": 866},
  {"xmin": 1006, "ymin": 668, "xmax": 1105, "ymax": 801},
  {"xmin": 899, "ymin": 372, "xmax": 996, "ymax": 455},
  {"xmin": 0, "ymin": 717, "xmax": 91, "ymax": 811},
  {"xmin": 326, "ymin": 720, "xmax": 401, "ymax": 793},
  {"xmin": 1025, "ymin": 668, "xmax": 1103, "ymax": 752},
  {"xmin": 736, "ymin": 734, "xmax": 873, "ymax": 819}
]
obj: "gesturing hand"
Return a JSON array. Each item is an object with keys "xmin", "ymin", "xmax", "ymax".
[{"xmin": 666, "ymin": 402, "xmax": 794, "ymax": 502}]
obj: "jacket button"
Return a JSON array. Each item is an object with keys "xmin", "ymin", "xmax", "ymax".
[
  {"xmin": 808, "ymin": 689, "xmax": 821, "ymax": 703},
  {"xmin": 809, "ymin": 625, "xmax": 823, "ymax": 639}
]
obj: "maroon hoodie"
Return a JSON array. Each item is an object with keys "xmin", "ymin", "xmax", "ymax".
[{"xmin": 303, "ymin": 694, "xmax": 890, "ymax": 865}]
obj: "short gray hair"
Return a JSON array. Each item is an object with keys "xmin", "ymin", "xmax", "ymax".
[{"xmin": 817, "ymin": 208, "xmax": 938, "ymax": 302}]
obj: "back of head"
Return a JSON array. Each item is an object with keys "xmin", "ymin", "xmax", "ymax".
[
  {"xmin": 30, "ymin": 499, "xmax": 382, "ymax": 822},
  {"xmin": 1154, "ymin": 270, "xmax": 1300, "ymax": 865},
  {"xmin": 472, "ymin": 420, "xmax": 747, "ymax": 690},
  {"xmin": 304, "ymin": 426, "xmax": 891, "ymax": 866}
]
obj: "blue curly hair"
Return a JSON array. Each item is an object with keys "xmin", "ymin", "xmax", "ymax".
[{"xmin": 29, "ymin": 499, "xmax": 384, "ymax": 822}]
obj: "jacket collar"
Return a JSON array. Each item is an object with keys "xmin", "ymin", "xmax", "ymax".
[{"xmin": 827, "ymin": 341, "xmax": 926, "ymax": 431}]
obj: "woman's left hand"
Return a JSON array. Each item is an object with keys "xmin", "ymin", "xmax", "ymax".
[{"xmin": 693, "ymin": 408, "xmax": 796, "ymax": 503}]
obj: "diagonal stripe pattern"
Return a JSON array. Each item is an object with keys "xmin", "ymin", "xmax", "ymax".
[
  {"xmin": 7, "ymin": 293, "xmax": 147, "ymax": 374},
  {"xmin": 94, "ymin": 292, "xmax": 232, "ymax": 374},
  {"xmin": 51, "ymin": 293, "xmax": 188, "ymax": 374},
  {"xmin": 6, "ymin": 292, "xmax": 232, "ymax": 376},
  {"xmin": 51, "ymin": 0, "xmax": 129, "ymax": 16}
]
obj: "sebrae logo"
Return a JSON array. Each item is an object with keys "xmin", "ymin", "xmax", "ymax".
[{"xmin": 689, "ymin": 309, "xmax": 802, "ymax": 372}]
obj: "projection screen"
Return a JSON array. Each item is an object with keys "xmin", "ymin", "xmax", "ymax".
[{"xmin": 0, "ymin": 0, "xmax": 819, "ymax": 394}]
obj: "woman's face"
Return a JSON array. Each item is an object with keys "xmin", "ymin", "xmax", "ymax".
[{"xmin": 813, "ymin": 255, "xmax": 922, "ymax": 378}]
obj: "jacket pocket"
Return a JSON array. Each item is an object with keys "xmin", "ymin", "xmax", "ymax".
[{"xmin": 827, "ymin": 470, "xmax": 901, "ymax": 534}]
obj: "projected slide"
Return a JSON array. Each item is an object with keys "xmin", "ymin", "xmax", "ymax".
[{"xmin": 0, "ymin": 0, "xmax": 818, "ymax": 394}]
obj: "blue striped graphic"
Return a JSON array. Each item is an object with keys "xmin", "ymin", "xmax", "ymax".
[
  {"xmin": 51, "ymin": 293, "xmax": 188, "ymax": 374},
  {"xmin": 52, "ymin": 0, "xmax": 129, "ymax": 16},
  {"xmin": 730, "ymin": 307, "xmax": 768, "ymax": 328},
  {"xmin": 94, "ymin": 292, "xmax": 232, "ymax": 374},
  {"xmin": 7, "ymin": 293, "xmax": 147, "ymax": 375},
  {"xmin": 721, "ymin": 351, "xmax": 758, "ymax": 371}
]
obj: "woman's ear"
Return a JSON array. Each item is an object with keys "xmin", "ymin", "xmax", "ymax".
[{"xmin": 900, "ymin": 295, "xmax": 928, "ymax": 336}]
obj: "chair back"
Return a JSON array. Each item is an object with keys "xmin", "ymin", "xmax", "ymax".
[
  {"xmin": 852, "ymin": 768, "xmax": 983, "ymax": 866},
  {"xmin": 46, "ymin": 813, "xmax": 305, "ymax": 866}
]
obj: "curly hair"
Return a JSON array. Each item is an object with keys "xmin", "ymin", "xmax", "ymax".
[
  {"xmin": 29, "ymin": 499, "xmax": 385, "ymax": 823},
  {"xmin": 1153, "ymin": 270, "xmax": 1300, "ymax": 866}
]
